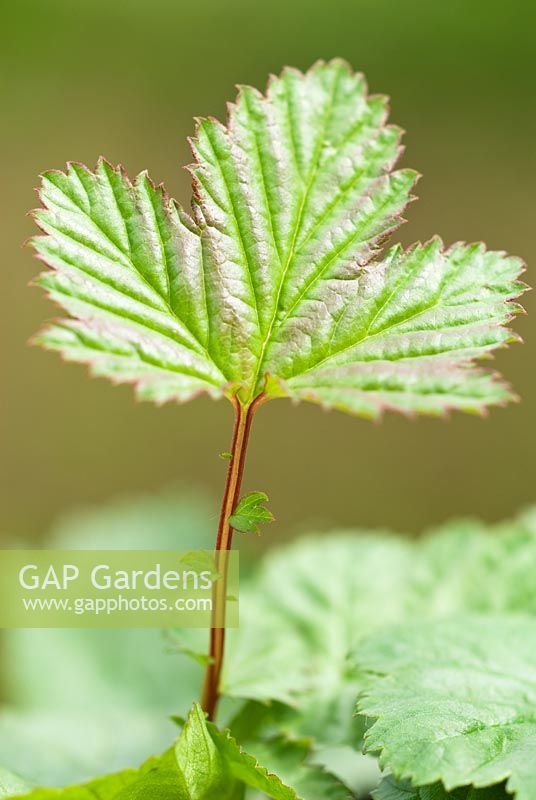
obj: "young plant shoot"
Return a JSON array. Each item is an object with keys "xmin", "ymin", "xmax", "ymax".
[{"xmin": 26, "ymin": 61, "xmax": 526, "ymax": 799}]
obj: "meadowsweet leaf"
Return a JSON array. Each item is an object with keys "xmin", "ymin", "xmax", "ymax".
[
  {"xmin": 275, "ymin": 239, "xmax": 525, "ymax": 417},
  {"xmin": 374, "ymin": 775, "xmax": 509, "ymax": 800},
  {"xmin": 229, "ymin": 491, "xmax": 274, "ymax": 534},
  {"xmin": 30, "ymin": 60, "xmax": 523, "ymax": 416},
  {"xmin": 31, "ymin": 161, "xmax": 228, "ymax": 406},
  {"xmin": 358, "ymin": 616, "xmax": 536, "ymax": 800},
  {"xmin": 222, "ymin": 514, "xmax": 536, "ymax": 747}
]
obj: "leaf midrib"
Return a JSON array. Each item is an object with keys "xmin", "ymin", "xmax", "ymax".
[
  {"xmin": 247, "ymin": 67, "xmax": 342, "ymax": 400},
  {"xmin": 200, "ymin": 121, "xmax": 263, "ymax": 336}
]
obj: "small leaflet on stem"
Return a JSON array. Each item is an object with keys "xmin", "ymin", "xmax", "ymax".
[{"xmin": 229, "ymin": 492, "xmax": 274, "ymax": 535}]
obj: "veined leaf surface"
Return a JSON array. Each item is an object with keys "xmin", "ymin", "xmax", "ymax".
[
  {"xmin": 358, "ymin": 616, "xmax": 536, "ymax": 800},
  {"xmin": 31, "ymin": 60, "xmax": 524, "ymax": 417}
]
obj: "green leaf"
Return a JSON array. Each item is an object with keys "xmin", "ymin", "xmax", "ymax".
[
  {"xmin": 222, "ymin": 514, "xmax": 536, "ymax": 747},
  {"xmin": 0, "ymin": 493, "xmax": 213, "ymax": 788},
  {"xmin": 174, "ymin": 704, "xmax": 351, "ymax": 800},
  {"xmin": 11, "ymin": 704, "xmax": 349, "ymax": 800},
  {"xmin": 374, "ymin": 775, "xmax": 510, "ymax": 799},
  {"xmin": 229, "ymin": 736, "xmax": 353, "ymax": 800},
  {"xmin": 225, "ymin": 534, "xmax": 413, "ymax": 703},
  {"xmin": 206, "ymin": 724, "xmax": 350, "ymax": 799},
  {"xmin": 8, "ymin": 755, "xmax": 174, "ymax": 800},
  {"xmin": 229, "ymin": 492, "xmax": 274, "ymax": 534},
  {"xmin": 30, "ymin": 60, "xmax": 524, "ymax": 417},
  {"xmin": 174, "ymin": 705, "xmax": 240, "ymax": 799},
  {"xmin": 8, "ymin": 708, "xmax": 236, "ymax": 800},
  {"xmin": 8, "ymin": 707, "xmax": 236, "ymax": 800},
  {"xmin": 357, "ymin": 616, "xmax": 536, "ymax": 800},
  {"xmin": 9, "ymin": 751, "xmax": 215, "ymax": 800}
]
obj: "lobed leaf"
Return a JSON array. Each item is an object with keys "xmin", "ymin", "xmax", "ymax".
[
  {"xmin": 229, "ymin": 491, "xmax": 274, "ymax": 534},
  {"xmin": 357, "ymin": 616, "xmax": 536, "ymax": 800},
  {"xmin": 31, "ymin": 60, "xmax": 525, "ymax": 417},
  {"xmin": 275, "ymin": 239, "xmax": 525, "ymax": 417},
  {"xmin": 31, "ymin": 162, "xmax": 227, "ymax": 406}
]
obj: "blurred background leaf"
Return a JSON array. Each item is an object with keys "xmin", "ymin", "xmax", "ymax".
[{"xmin": 0, "ymin": 492, "xmax": 211, "ymax": 786}]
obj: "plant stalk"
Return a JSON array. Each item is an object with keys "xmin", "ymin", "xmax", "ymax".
[{"xmin": 201, "ymin": 394, "xmax": 263, "ymax": 720}]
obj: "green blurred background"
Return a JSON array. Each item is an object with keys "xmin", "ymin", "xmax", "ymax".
[{"xmin": 2, "ymin": 0, "xmax": 535, "ymax": 544}]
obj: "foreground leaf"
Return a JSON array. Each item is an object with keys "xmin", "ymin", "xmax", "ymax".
[
  {"xmin": 233, "ymin": 737, "xmax": 354, "ymax": 800},
  {"xmin": 9, "ymin": 757, "xmax": 167, "ymax": 800},
  {"xmin": 31, "ymin": 60, "xmax": 524, "ymax": 417},
  {"xmin": 208, "ymin": 729, "xmax": 350, "ymax": 800},
  {"xmin": 229, "ymin": 492, "xmax": 274, "ymax": 534},
  {"xmin": 174, "ymin": 705, "xmax": 239, "ymax": 799},
  {"xmin": 358, "ymin": 616, "xmax": 536, "ymax": 800},
  {"xmin": 187, "ymin": 704, "xmax": 351, "ymax": 800}
]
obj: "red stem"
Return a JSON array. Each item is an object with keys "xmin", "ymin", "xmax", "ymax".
[{"xmin": 201, "ymin": 394, "xmax": 264, "ymax": 720}]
